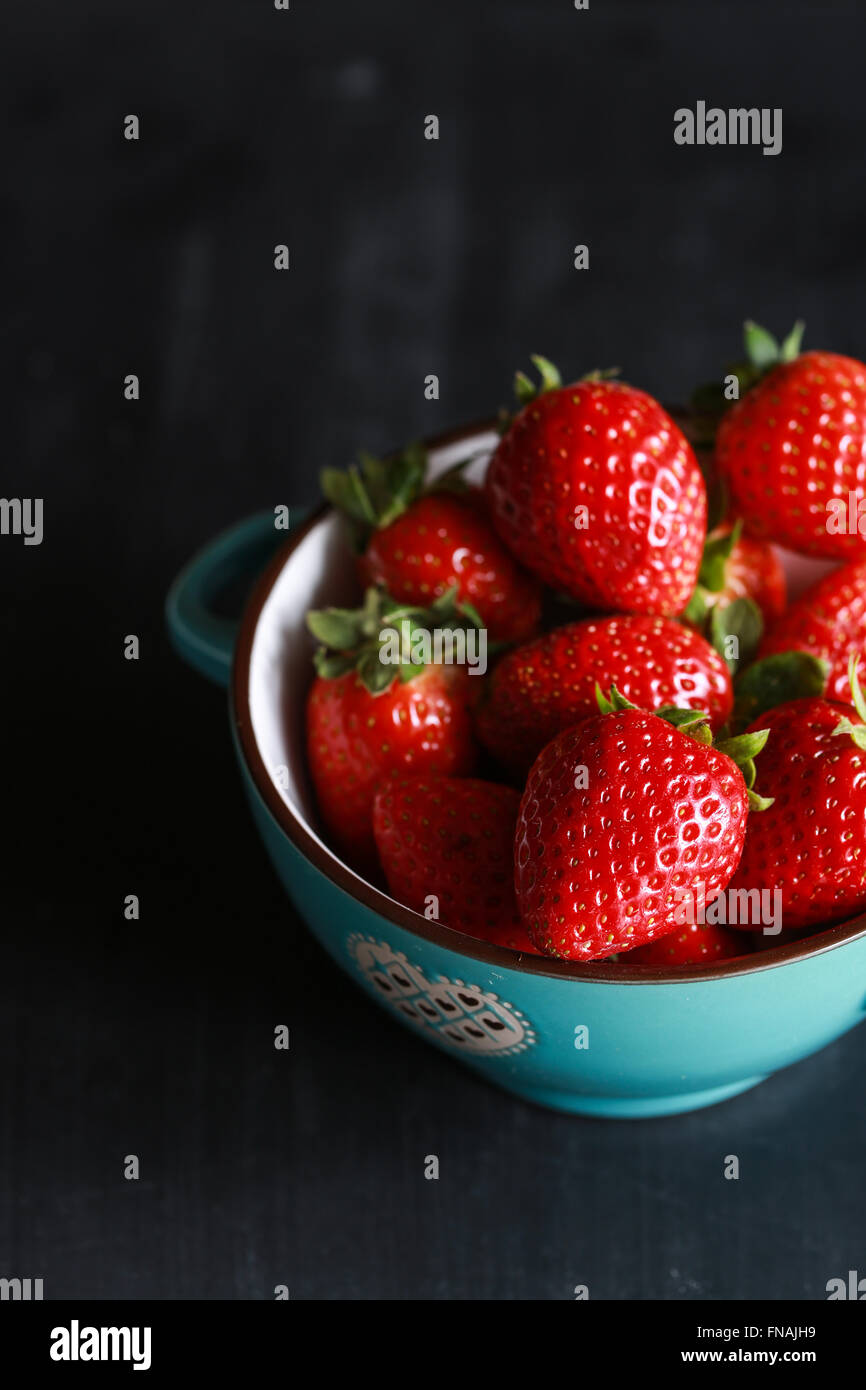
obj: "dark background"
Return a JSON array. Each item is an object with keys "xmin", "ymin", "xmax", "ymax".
[{"xmin": 3, "ymin": 0, "xmax": 865, "ymax": 1299}]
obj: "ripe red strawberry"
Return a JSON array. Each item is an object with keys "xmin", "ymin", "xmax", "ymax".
[
  {"xmin": 305, "ymin": 589, "xmax": 479, "ymax": 867},
  {"xmin": 687, "ymin": 522, "xmax": 786, "ymax": 624},
  {"xmin": 715, "ymin": 330, "xmax": 866, "ymax": 559},
  {"xmin": 759, "ymin": 559, "xmax": 866, "ymax": 703},
  {"xmin": 474, "ymin": 615, "xmax": 733, "ymax": 776},
  {"xmin": 621, "ymin": 922, "xmax": 746, "ymax": 967},
  {"xmin": 514, "ymin": 692, "xmax": 767, "ymax": 961},
  {"xmin": 484, "ymin": 358, "xmax": 706, "ymax": 614},
  {"xmin": 322, "ymin": 446, "xmax": 541, "ymax": 642},
  {"xmin": 373, "ymin": 776, "xmax": 536, "ymax": 953},
  {"xmin": 725, "ymin": 662, "xmax": 866, "ymax": 930}
]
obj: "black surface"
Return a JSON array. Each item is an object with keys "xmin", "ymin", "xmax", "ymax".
[{"xmin": 4, "ymin": 0, "xmax": 866, "ymax": 1300}]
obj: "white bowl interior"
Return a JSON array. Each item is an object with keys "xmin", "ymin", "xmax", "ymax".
[
  {"xmin": 247, "ymin": 425, "xmax": 839, "ymax": 886},
  {"xmin": 248, "ymin": 427, "xmax": 499, "ymax": 882}
]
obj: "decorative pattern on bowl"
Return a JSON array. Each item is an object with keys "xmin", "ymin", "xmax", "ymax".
[{"xmin": 348, "ymin": 935, "xmax": 536, "ymax": 1057}]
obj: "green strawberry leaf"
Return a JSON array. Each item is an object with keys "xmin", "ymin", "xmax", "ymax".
[
  {"xmin": 779, "ymin": 319, "xmax": 806, "ymax": 363},
  {"xmin": 428, "ymin": 583, "xmax": 462, "ymax": 619},
  {"xmin": 306, "ymin": 607, "xmax": 366, "ymax": 651},
  {"xmin": 321, "ymin": 445, "xmax": 428, "ymax": 543},
  {"xmin": 743, "ymin": 321, "xmax": 780, "ymax": 370},
  {"xmin": 832, "ymin": 655, "xmax": 866, "ymax": 747},
  {"xmin": 741, "ymin": 318, "xmax": 805, "ymax": 374},
  {"xmin": 595, "ymin": 683, "xmax": 639, "ymax": 715},
  {"xmin": 380, "ymin": 443, "xmax": 427, "ymax": 524},
  {"xmin": 832, "ymin": 716, "xmax": 866, "ymax": 751},
  {"xmin": 715, "ymin": 727, "xmax": 772, "ymax": 808},
  {"xmin": 308, "ymin": 585, "xmax": 483, "ymax": 694},
  {"xmin": 710, "ymin": 597, "xmax": 764, "ymax": 674},
  {"xmin": 312, "ymin": 649, "xmax": 358, "ymax": 680},
  {"xmin": 514, "ymin": 371, "xmax": 537, "ymax": 405},
  {"xmin": 655, "ymin": 708, "xmax": 713, "ymax": 743},
  {"xmin": 579, "ymin": 366, "xmax": 621, "ymax": 384},
  {"xmin": 358, "ymin": 647, "xmax": 397, "ymax": 695},
  {"xmin": 747, "ymin": 789, "xmax": 775, "ymax": 812},
  {"xmin": 847, "ymin": 654, "xmax": 866, "ymax": 721},
  {"xmin": 425, "ymin": 584, "xmax": 484, "ymax": 632},
  {"xmin": 734, "ymin": 651, "xmax": 829, "ymax": 728},
  {"xmin": 531, "ymin": 354, "xmax": 562, "ymax": 392},
  {"xmin": 656, "ymin": 706, "xmax": 712, "ymax": 733},
  {"xmin": 682, "ymin": 587, "xmax": 709, "ymax": 626},
  {"xmin": 514, "ymin": 353, "xmax": 563, "ymax": 406},
  {"xmin": 321, "ymin": 464, "xmax": 378, "ymax": 528},
  {"xmin": 397, "ymin": 662, "xmax": 427, "ymax": 685},
  {"xmin": 699, "ymin": 520, "xmax": 742, "ymax": 592},
  {"xmin": 688, "ymin": 320, "xmax": 806, "ymax": 430},
  {"xmin": 684, "ymin": 720, "xmax": 713, "ymax": 745},
  {"xmin": 715, "ymin": 728, "xmax": 771, "ymax": 764}
]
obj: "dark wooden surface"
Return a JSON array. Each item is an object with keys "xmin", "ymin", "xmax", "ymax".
[{"xmin": 3, "ymin": 0, "xmax": 866, "ymax": 1299}]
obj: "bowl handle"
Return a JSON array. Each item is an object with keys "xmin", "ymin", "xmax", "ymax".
[{"xmin": 166, "ymin": 510, "xmax": 297, "ymax": 687}]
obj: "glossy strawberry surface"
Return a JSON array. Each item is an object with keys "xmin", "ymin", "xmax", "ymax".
[
  {"xmin": 361, "ymin": 490, "xmax": 541, "ymax": 643},
  {"xmin": 485, "ymin": 379, "xmax": 706, "ymax": 614},
  {"xmin": 759, "ymin": 559, "xmax": 866, "ymax": 702},
  {"xmin": 622, "ymin": 921, "xmax": 746, "ymax": 966},
  {"xmin": 474, "ymin": 615, "xmax": 733, "ymax": 776},
  {"xmin": 726, "ymin": 697, "xmax": 866, "ymax": 930},
  {"xmin": 306, "ymin": 667, "xmax": 476, "ymax": 869},
  {"xmin": 514, "ymin": 710, "xmax": 749, "ymax": 961},
  {"xmin": 715, "ymin": 351, "xmax": 866, "ymax": 558},
  {"xmin": 373, "ymin": 776, "xmax": 536, "ymax": 953}
]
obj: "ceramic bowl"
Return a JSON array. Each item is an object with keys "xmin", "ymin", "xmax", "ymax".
[{"xmin": 166, "ymin": 422, "xmax": 866, "ymax": 1117}]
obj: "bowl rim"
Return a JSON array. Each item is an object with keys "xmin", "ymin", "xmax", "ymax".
[{"xmin": 230, "ymin": 417, "xmax": 866, "ymax": 985}]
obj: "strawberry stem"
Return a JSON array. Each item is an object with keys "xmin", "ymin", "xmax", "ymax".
[
  {"xmin": 514, "ymin": 354, "xmax": 563, "ymax": 406},
  {"xmin": 689, "ymin": 318, "xmax": 806, "ymax": 428},
  {"xmin": 307, "ymin": 585, "xmax": 483, "ymax": 694},
  {"xmin": 832, "ymin": 656, "xmax": 866, "ymax": 749},
  {"xmin": 321, "ymin": 443, "xmax": 429, "ymax": 546}
]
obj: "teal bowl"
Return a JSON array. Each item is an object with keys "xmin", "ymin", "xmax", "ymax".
[{"xmin": 166, "ymin": 423, "xmax": 866, "ymax": 1118}]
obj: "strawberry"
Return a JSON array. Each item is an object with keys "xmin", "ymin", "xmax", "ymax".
[
  {"xmin": 484, "ymin": 357, "xmax": 706, "ymax": 615},
  {"xmin": 758, "ymin": 558, "xmax": 866, "ymax": 704},
  {"xmin": 725, "ymin": 659, "xmax": 866, "ymax": 930},
  {"xmin": 685, "ymin": 521, "xmax": 786, "ymax": 626},
  {"xmin": 474, "ymin": 614, "xmax": 733, "ymax": 776},
  {"xmin": 373, "ymin": 776, "xmax": 536, "ymax": 953},
  {"xmin": 322, "ymin": 446, "xmax": 541, "ymax": 642},
  {"xmin": 305, "ymin": 589, "xmax": 479, "ymax": 868},
  {"xmin": 514, "ymin": 690, "xmax": 769, "ymax": 961},
  {"xmin": 681, "ymin": 521, "xmax": 787, "ymax": 684},
  {"xmin": 621, "ymin": 921, "xmax": 746, "ymax": 966},
  {"xmin": 713, "ymin": 323, "xmax": 866, "ymax": 559}
]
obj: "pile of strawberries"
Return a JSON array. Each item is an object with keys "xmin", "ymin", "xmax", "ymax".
[{"xmin": 305, "ymin": 323, "xmax": 866, "ymax": 967}]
